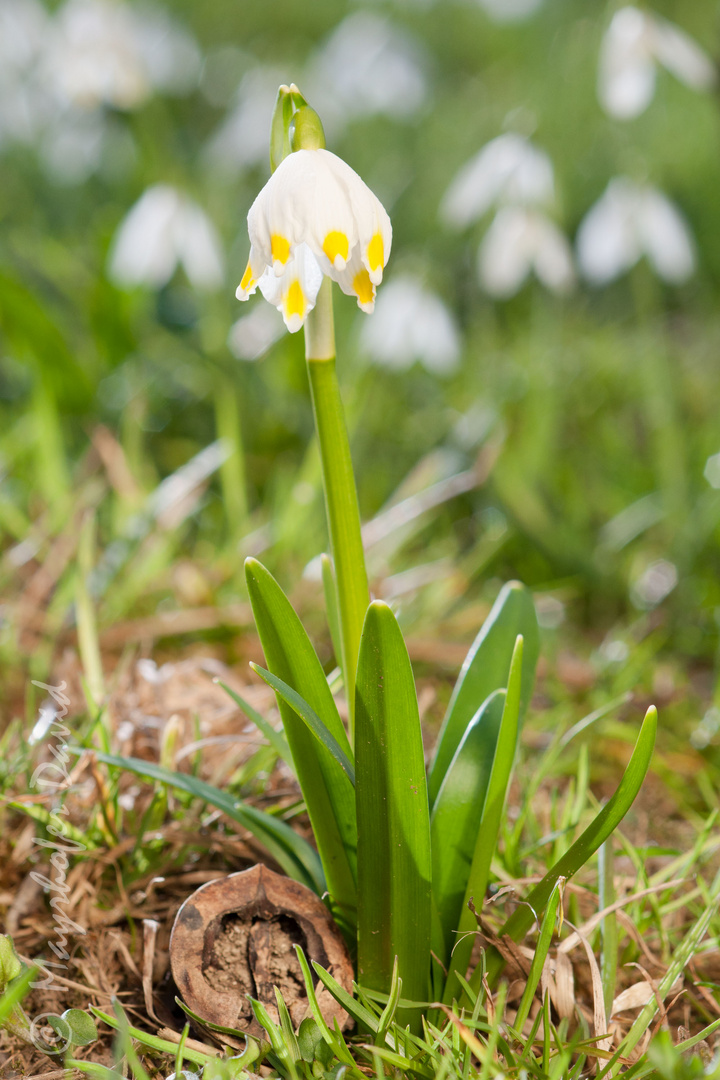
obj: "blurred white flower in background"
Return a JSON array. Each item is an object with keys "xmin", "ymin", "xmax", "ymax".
[
  {"xmin": 359, "ymin": 275, "xmax": 461, "ymax": 374},
  {"xmin": 206, "ymin": 67, "xmax": 286, "ymax": 175},
  {"xmin": 630, "ymin": 559, "xmax": 678, "ymax": 610},
  {"xmin": 599, "ymin": 6, "xmax": 715, "ymax": 120},
  {"xmin": 442, "ymin": 134, "xmax": 573, "ymax": 298},
  {"xmin": 0, "ymin": 0, "xmax": 200, "ymax": 182},
  {"xmin": 0, "ymin": 0, "xmax": 53, "ymax": 146},
  {"xmin": 479, "ymin": 207, "xmax": 574, "ymax": 297},
  {"xmin": 703, "ymin": 452, "xmax": 720, "ymax": 490},
  {"xmin": 303, "ymin": 13, "xmax": 428, "ymax": 130},
  {"xmin": 108, "ymin": 185, "xmax": 225, "ymax": 291},
  {"xmin": 440, "ymin": 134, "xmax": 554, "ymax": 229},
  {"xmin": 227, "ymin": 305, "xmax": 285, "ymax": 362},
  {"xmin": 46, "ymin": 0, "xmax": 201, "ymax": 110},
  {"xmin": 576, "ymin": 177, "xmax": 696, "ymax": 286}
]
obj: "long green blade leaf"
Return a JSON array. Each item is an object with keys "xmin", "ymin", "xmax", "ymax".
[
  {"xmin": 430, "ymin": 690, "xmax": 505, "ymax": 967},
  {"xmin": 513, "ymin": 880, "xmax": 562, "ymax": 1034},
  {"xmin": 444, "ymin": 636, "xmax": 524, "ymax": 1004},
  {"xmin": 355, "ymin": 600, "xmax": 432, "ymax": 1025},
  {"xmin": 484, "ymin": 705, "xmax": 658, "ymax": 988},
  {"xmin": 215, "ymin": 679, "xmax": 293, "ymax": 768},
  {"xmin": 245, "ymin": 558, "xmax": 357, "ymax": 930},
  {"xmin": 428, "ymin": 581, "xmax": 539, "ymax": 806},
  {"xmin": 252, "ymin": 664, "xmax": 355, "ymax": 786},
  {"xmin": 91, "ymin": 751, "xmax": 324, "ymax": 893}
]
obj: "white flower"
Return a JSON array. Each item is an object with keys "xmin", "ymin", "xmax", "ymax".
[
  {"xmin": 599, "ymin": 6, "xmax": 715, "ymax": 120},
  {"xmin": 206, "ymin": 67, "xmax": 285, "ymax": 175},
  {"xmin": 0, "ymin": 0, "xmax": 53, "ymax": 146},
  {"xmin": 108, "ymin": 184, "xmax": 224, "ymax": 291},
  {"xmin": 576, "ymin": 177, "xmax": 696, "ymax": 286},
  {"xmin": 359, "ymin": 275, "xmax": 460, "ymax": 375},
  {"xmin": 303, "ymin": 13, "xmax": 428, "ymax": 131},
  {"xmin": 478, "ymin": 207, "xmax": 574, "ymax": 298},
  {"xmin": 237, "ymin": 148, "xmax": 392, "ymax": 332},
  {"xmin": 228, "ymin": 304, "xmax": 285, "ymax": 362},
  {"xmin": 46, "ymin": 0, "xmax": 201, "ymax": 111},
  {"xmin": 440, "ymin": 134, "xmax": 555, "ymax": 229}
]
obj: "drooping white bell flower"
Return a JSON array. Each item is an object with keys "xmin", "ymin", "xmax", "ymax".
[
  {"xmin": 478, "ymin": 207, "xmax": 575, "ymax": 298},
  {"xmin": 359, "ymin": 275, "xmax": 460, "ymax": 375},
  {"xmin": 598, "ymin": 6, "xmax": 715, "ymax": 120},
  {"xmin": 576, "ymin": 177, "xmax": 696, "ymax": 286},
  {"xmin": 303, "ymin": 13, "xmax": 428, "ymax": 131},
  {"xmin": 108, "ymin": 184, "xmax": 225, "ymax": 291},
  {"xmin": 237, "ymin": 148, "xmax": 392, "ymax": 332},
  {"xmin": 440, "ymin": 134, "xmax": 555, "ymax": 230}
]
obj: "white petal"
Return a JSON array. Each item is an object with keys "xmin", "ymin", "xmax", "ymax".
[
  {"xmin": 257, "ymin": 243, "xmax": 323, "ymax": 332},
  {"xmin": 576, "ymin": 179, "xmax": 641, "ymax": 285},
  {"xmin": 108, "ymin": 184, "xmax": 181, "ymax": 288},
  {"xmin": 478, "ymin": 207, "xmax": 535, "ymax": 297},
  {"xmin": 227, "ymin": 304, "xmax": 284, "ymax": 361},
  {"xmin": 530, "ymin": 215, "xmax": 575, "ymax": 294},
  {"xmin": 651, "ymin": 16, "xmax": 715, "ymax": 92},
  {"xmin": 333, "ymin": 244, "xmax": 376, "ymax": 313},
  {"xmin": 176, "ymin": 200, "xmax": 225, "ymax": 290},
  {"xmin": 636, "ymin": 187, "xmax": 696, "ymax": 284},
  {"xmin": 598, "ymin": 7, "xmax": 656, "ymax": 119},
  {"xmin": 440, "ymin": 134, "xmax": 555, "ymax": 229},
  {"xmin": 303, "ymin": 12, "xmax": 428, "ymax": 129},
  {"xmin": 359, "ymin": 275, "xmax": 460, "ymax": 374}
]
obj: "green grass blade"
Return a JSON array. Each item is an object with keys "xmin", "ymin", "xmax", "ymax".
[
  {"xmin": 311, "ymin": 962, "xmax": 379, "ymax": 1032},
  {"xmin": 251, "ymin": 664, "xmax": 355, "ymax": 786},
  {"xmin": 0, "ymin": 966, "xmax": 36, "ymax": 1026},
  {"xmin": 215, "ymin": 679, "xmax": 293, "ymax": 768},
  {"xmin": 428, "ymin": 581, "xmax": 539, "ymax": 806},
  {"xmin": 485, "ymin": 705, "xmax": 658, "ymax": 987},
  {"xmin": 90, "ymin": 751, "xmax": 324, "ymax": 893},
  {"xmin": 430, "ymin": 690, "xmax": 505, "ymax": 968},
  {"xmin": 245, "ymin": 558, "xmax": 357, "ymax": 930},
  {"xmin": 321, "ymin": 553, "xmax": 343, "ymax": 674},
  {"xmin": 443, "ymin": 636, "xmax": 524, "ymax": 1004},
  {"xmin": 355, "ymin": 600, "xmax": 432, "ymax": 1024},
  {"xmin": 90, "ymin": 1006, "xmax": 218, "ymax": 1066},
  {"xmin": 513, "ymin": 880, "xmax": 562, "ymax": 1034}
]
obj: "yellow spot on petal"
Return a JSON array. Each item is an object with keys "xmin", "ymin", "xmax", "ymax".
[
  {"xmin": 271, "ymin": 234, "xmax": 291, "ymax": 264},
  {"xmin": 353, "ymin": 269, "xmax": 374, "ymax": 305},
  {"xmin": 285, "ymin": 279, "xmax": 305, "ymax": 321},
  {"xmin": 367, "ymin": 232, "xmax": 384, "ymax": 272},
  {"xmin": 239, "ymin": 262, "xmax": 254, "ymax": 293},
  {"xmin": 322, "ymin": 231, "xmax": 349, "ymax": 266}
]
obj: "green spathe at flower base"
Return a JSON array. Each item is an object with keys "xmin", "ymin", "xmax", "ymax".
[{"xmin": 233, "ymin": 84, "xmax": 657, "ymax": 1034}]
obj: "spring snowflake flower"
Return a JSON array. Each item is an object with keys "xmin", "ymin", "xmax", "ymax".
[
  {"xmin": 359, "ymin": 275, "xmax": 460, "ymax": 375},
  {"xmin": 599, "ymin": 6, "xmax": 715, "ymax": 120},
  {"xmin": 576, "ymin": 177, "xmax": 696, "ymax": 286},
  {"xmin": 440, "ymin": 134, "xmax": 555, "ymax": 230},
  {"xmin": 237, "ymin": 148, "xmax": 392, "ymax": 332},
  {"xmin": 478, "ymin": 207, "xmax": 574, "ymax": 298},
  {"xmin": 108, "ymin": 184, "xmax": 225, "ymax": 290}
]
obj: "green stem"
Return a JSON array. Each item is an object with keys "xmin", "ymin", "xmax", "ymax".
[{"xmin": 305, "ymin": 279, "xmax": 369, "ymax": 739}]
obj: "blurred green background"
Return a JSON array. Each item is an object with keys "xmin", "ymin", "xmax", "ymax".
[{"xmin": 2, "ymin": 0, "xmax": 719, "ymax": 707}]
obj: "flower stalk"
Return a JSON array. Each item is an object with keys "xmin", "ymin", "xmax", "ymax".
[{"xmin": 305, "ymin": 278, "xmax": 369, "ymax": 737}]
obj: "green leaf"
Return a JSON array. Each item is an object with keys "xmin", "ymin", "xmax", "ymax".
[
  {"xmin": 90, "ymin": 751, "xmax": 324, "ymax": 894},
  {"xmin": 0, "ymin": 936, "xmax": 21, "ymax": 989},
  {"xmin": 297, "ymin": 1017, "xmax": 323, "ymax": 1063},
  {"xmin": 485, "ymin": 705, "xmax": 658, "ymax": 988},
  {"xmin": 430, "ymin": 690, "xmax": 505, "ymax": 967},
  {"xmin": 428, "ymin": 581, "xmax": 539, "ymax": 806},
  {"xmin": 62, "ymin": 1008, "xmax": 98, "ymax": 1047},
  {"xmin": 443, "ymin": 636, "xmax": 524, "ymax": 1004},
  {"xmin": 512, "ymin": 881, "xmax": 562, "ymax": 1034},
  {"xmin": 90, "ymin": 1006, "xmax": 218, "ymax": 1068},
  {"xmin": 245, "ymin": 558, "xmax": 357, "ymax": 932},
  {"xmin": 311, "ymin": 962, "xmax": 379, "ymax": 1033},
  {"xmin": 321, "ymin": 553, "xmax": 343, "ymax": 674},
  {"xmin": 251, "ymin": 664, "xmax": 355, "ymax": 786},
  {"xmin": 215, "ymin": 679, "xmax": 293, "ymax": 769},
  {"xmin": 355, "ymin": 600, "xmax": 432, "ymax": 1025}
]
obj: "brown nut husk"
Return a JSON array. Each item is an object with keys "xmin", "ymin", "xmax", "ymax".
[{"xmin": 170, "ymin": 864, "xmax": 353, "ymax": 1043}]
